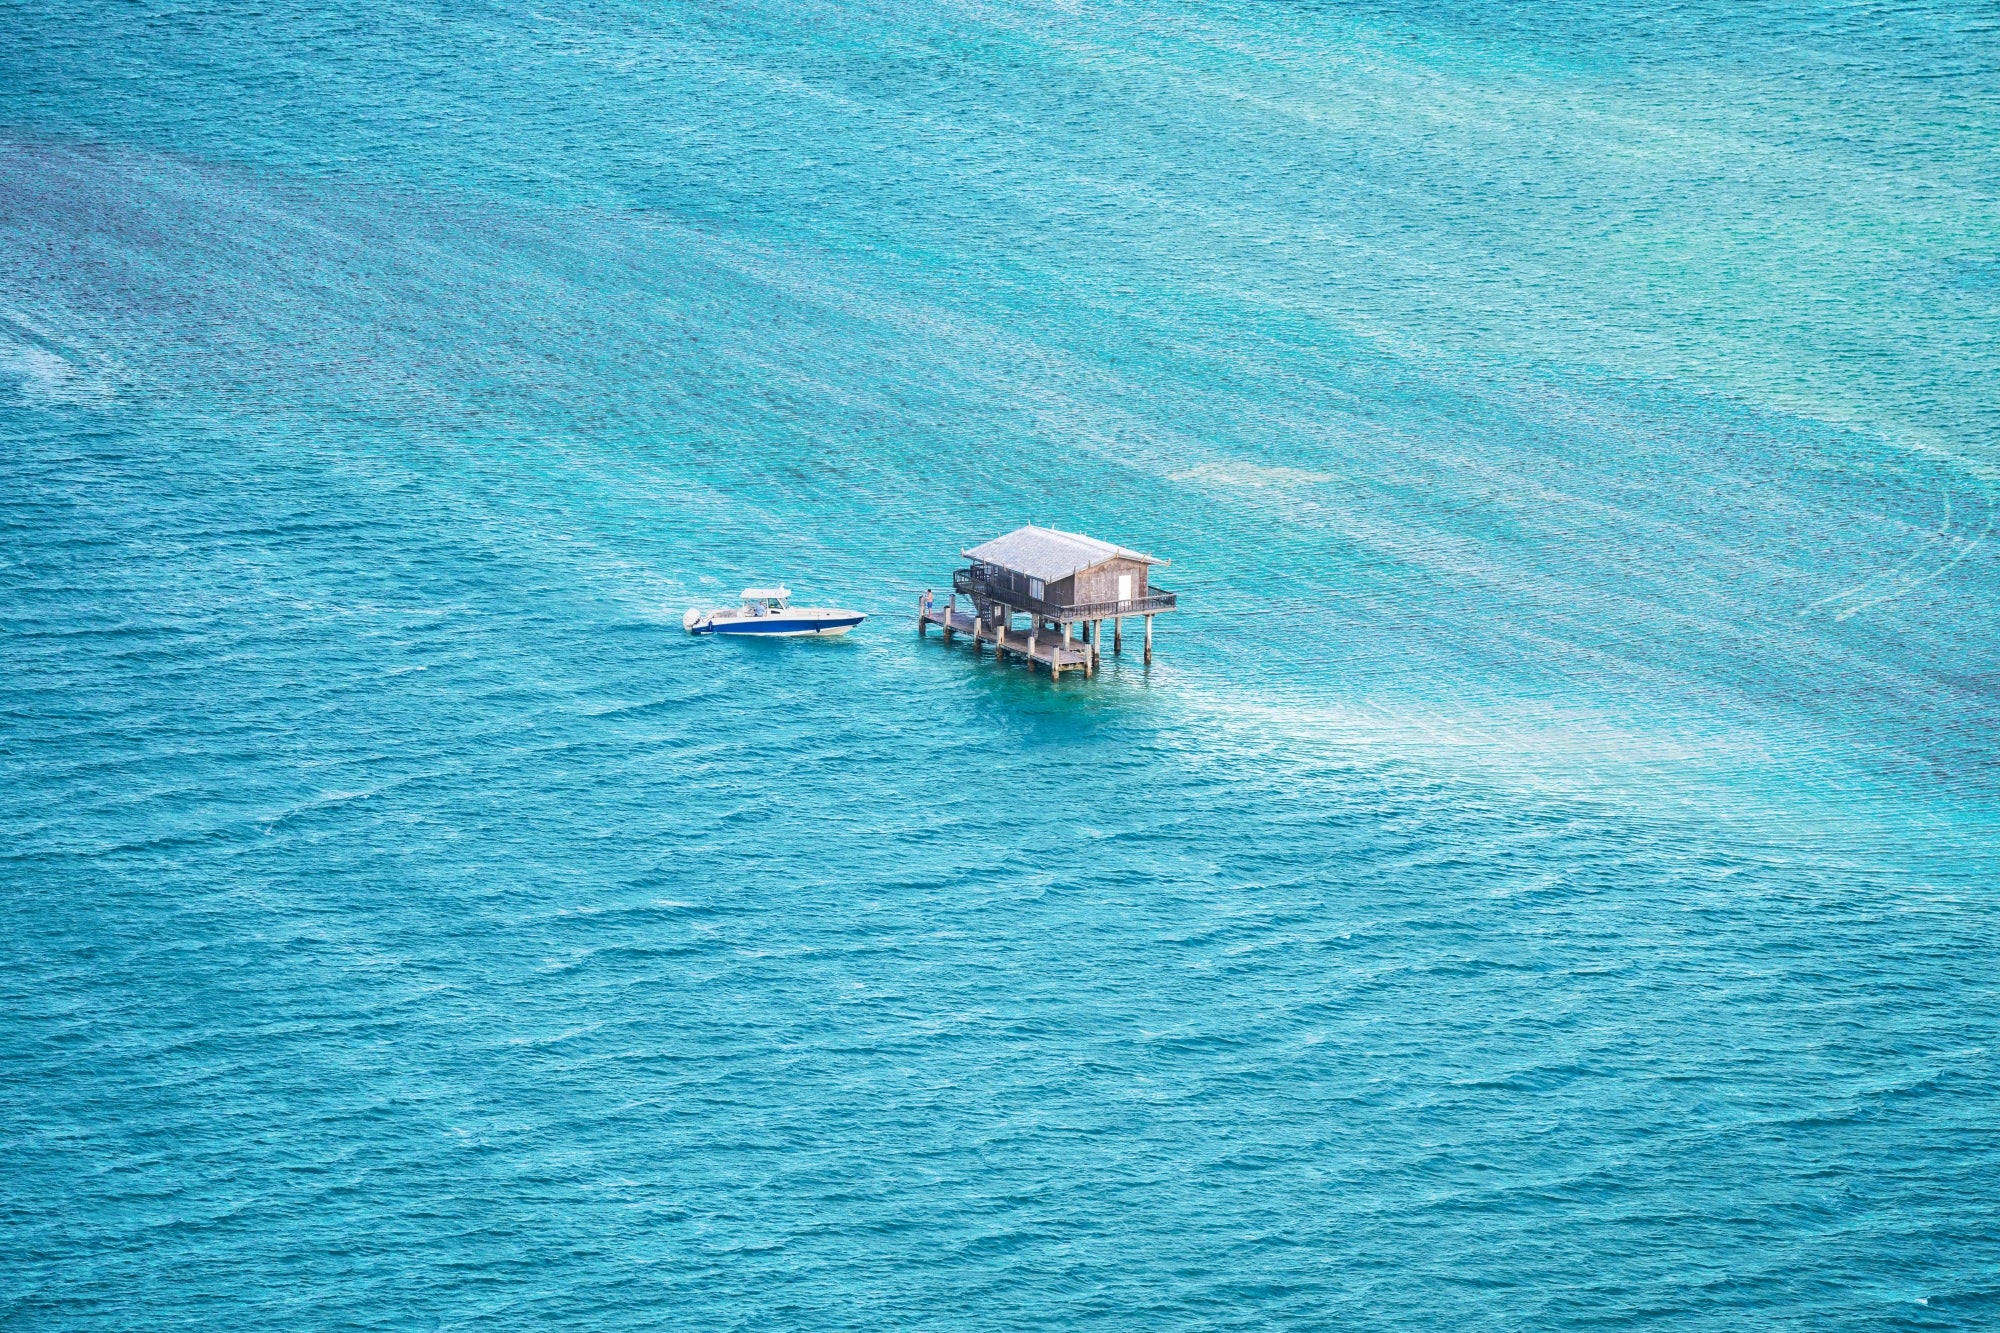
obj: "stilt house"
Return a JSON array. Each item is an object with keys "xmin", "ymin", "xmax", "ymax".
[{"xmin": 918, "ymin": 525, "xmax": 1177, "ymax": 678}]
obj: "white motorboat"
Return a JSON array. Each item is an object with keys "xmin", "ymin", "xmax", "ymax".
[{"xmin": 683, "ymin": 587, "xmax": 865, "ymax": 637}]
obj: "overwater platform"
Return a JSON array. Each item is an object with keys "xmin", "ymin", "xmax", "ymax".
[{"xmin": 918, "ymin": 602, "xmax": 1097, "ymax": 678}]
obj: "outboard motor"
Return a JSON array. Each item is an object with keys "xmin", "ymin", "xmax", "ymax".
[{"xmin": 683, "ymin": 608, "xmax": 707, "ymax": 633}]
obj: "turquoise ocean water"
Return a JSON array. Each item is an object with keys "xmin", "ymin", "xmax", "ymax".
[{"xmin": 4, "ymin": 1, "xmax": 1998, "ymax": 1326}]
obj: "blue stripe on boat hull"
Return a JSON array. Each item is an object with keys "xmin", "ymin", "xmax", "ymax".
[{"xmin": 693, "ymin": 616, "xmax": 865, "ymax": 637}]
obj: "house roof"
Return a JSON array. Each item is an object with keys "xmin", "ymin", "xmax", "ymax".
[{"xmin": 962, "ymin": 526, "xmax": 1165, "ymax": 583}]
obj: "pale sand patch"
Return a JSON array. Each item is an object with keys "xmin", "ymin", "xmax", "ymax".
[{"xmin": 1171, "ymin": 460, "xmax": 1341, "ymax": 490}]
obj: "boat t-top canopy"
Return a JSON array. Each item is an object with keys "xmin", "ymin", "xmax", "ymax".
[{"xmin": 740, "ymin": 586, "xmax": 791, "ymax": 602}]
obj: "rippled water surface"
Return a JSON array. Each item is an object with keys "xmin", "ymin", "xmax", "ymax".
[{"xmin": 4, "ymin": 1, "xmax": 1998, "ymax": 1327}]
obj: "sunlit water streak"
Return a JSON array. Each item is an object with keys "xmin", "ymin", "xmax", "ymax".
[{"xmin": 3, "ymin": 1, "xmax": 1997, "ymax": 1327}]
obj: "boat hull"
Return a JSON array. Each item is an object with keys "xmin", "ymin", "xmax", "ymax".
[{"xmin": 690, "ymin": 612, "xmax": 865, "ymax": 638}]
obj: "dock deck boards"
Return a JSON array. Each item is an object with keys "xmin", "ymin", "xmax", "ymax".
[{"xmin": 918, "ymin": 603, "xmax": 1097, "ymax": 676}]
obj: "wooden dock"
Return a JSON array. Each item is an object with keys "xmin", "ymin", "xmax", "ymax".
[{"xmin": 917, "ymin": 598, "xmax": 1102, "ymax": 678}]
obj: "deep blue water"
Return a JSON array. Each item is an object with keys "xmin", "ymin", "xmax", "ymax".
[{"xmin": 4, "ymin": 1, "xmax": 1998, "ymax": 1327}]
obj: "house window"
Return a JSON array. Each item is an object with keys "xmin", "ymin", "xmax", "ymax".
[
  {"xmin": 1028, "ymin": 578, "xmax": 1045, "ymax": 601},
  {"xmin": 1117, "ymin": 573, "xmax": 1133, "ymax": 604}
]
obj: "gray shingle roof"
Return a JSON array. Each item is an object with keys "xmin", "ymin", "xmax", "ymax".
[{"xmin": 961, "ymin": 526, "xmax": 1165, "ymax": 583}]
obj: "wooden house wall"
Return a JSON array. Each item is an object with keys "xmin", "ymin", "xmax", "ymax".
[
  {"xmin": 981, "ymin": 556, "xmax": 1150, "ymax": 614},
  {"xmin": 1072, "ymin": 558, "xmax": 1150, "ymax": 606}
]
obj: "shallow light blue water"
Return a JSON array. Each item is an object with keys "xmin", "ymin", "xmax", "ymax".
[{"xmin": 3, "ymin": 1, "xmax": 1998, "ymax": 1327}]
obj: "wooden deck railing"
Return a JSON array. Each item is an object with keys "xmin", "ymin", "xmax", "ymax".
[{"xmin": 951, "ymin": 568, "xmax": 1176, "ymax": 622}]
